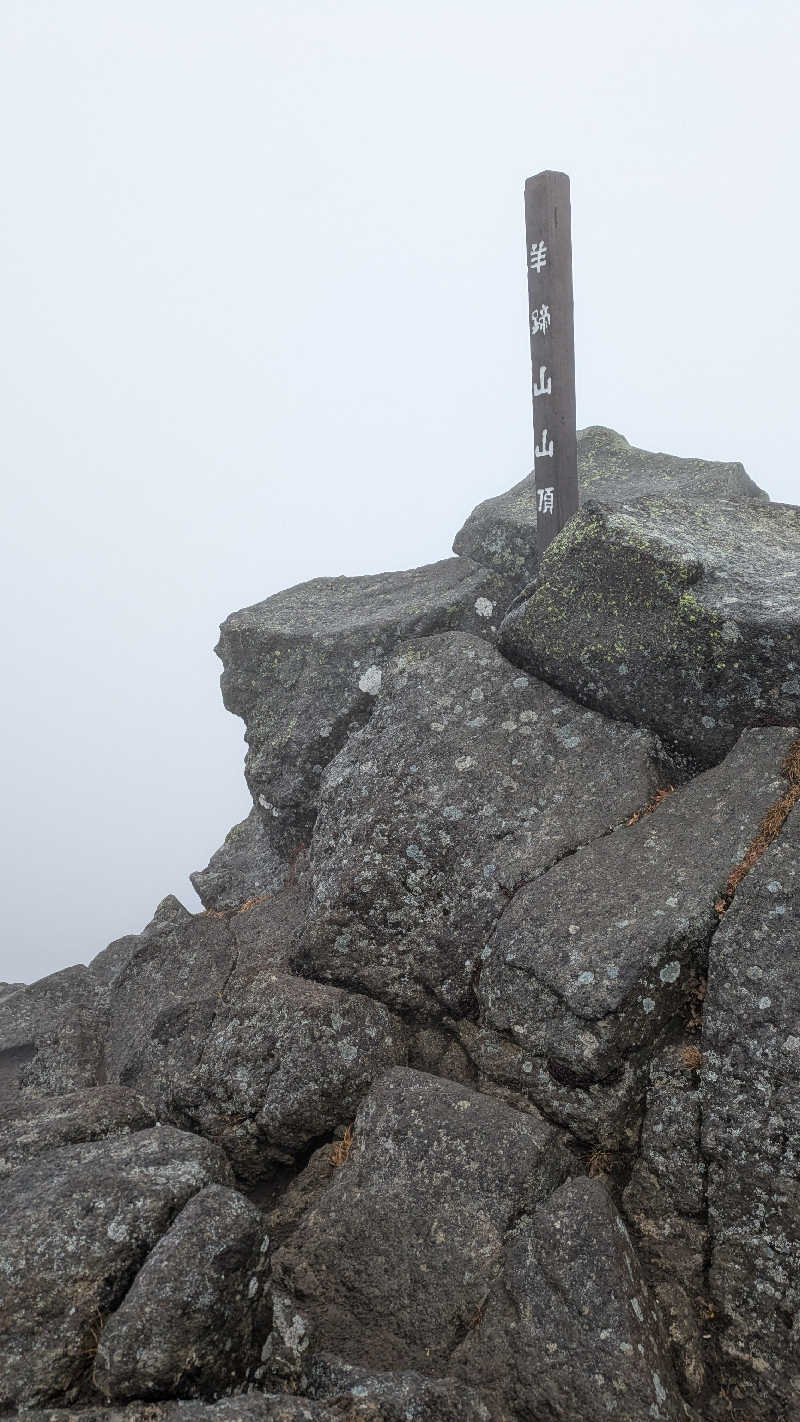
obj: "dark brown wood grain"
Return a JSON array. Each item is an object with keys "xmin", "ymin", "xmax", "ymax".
[{"xmin": 524, "ymin": 170, "xmax": 579, "ymax": 555}]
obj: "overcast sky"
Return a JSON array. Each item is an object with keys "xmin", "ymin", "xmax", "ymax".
[{"xmin": 1, "ymin": 1, "xmax": 798, "ymax": 984}]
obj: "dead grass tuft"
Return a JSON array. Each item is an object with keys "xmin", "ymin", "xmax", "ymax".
[
  {"xmin": 587, "ymin": 1149, "xmax": 615, "ymax": 1178},
  {"xmin": 679, "ymin": 1044, "xmax": 703, "ymax": 1071},
  {"xmin": 627, "ymin": 785, "xmax": 675, "ymax": 826},
  {"xmin": 715, "ymin": 735, "xmax": 800, "ymax": 915},
  {"xmin": 330, "ymin": 1124, "xmax": 354, "ymax": 1168},
  {"xmin": 237, "ymin": 894, "xmax": 271, "ymax": 914}
]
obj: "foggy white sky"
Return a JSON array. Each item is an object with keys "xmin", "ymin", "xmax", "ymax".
[{"xmin": 1, "ymin": 1, "xmax": 798, "ymax": 983}]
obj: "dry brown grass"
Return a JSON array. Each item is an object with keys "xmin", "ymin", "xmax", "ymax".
[
  {"xmin": 587, "ymin": 1149, "xmax": 615, "ymax": 1178},
  {"xmin": 679, "ymin": 1044, "xmax": 703, "ymax": 1070},
  {"xmin": 627, "ymin": 784, "xmax": 675, "ymax": 826},
  {"xmin": 237, "ymin": 894, "xmax": 271, "ymax": 914},
  {"xmin": 715, "ymin": 735, "xmax": 800, "ymax": 916},
  {"xmin": 330, "ymin": 1123, "xmax": 354, "ymax": 1168}
]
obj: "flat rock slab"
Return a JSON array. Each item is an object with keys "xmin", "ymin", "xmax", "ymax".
[
  {"xmin": 6, "ymin": 1402, "xmax": 360, "ymax": 1422},
  {"xmin": 177, "ymin": 970, "xmax": 407, "ymax": 1183},
  {"xmin": 453, "ymin": 425, "xmax": 766, "ymax": 586},
  {"xmin": 453, "ymin": 1176, "xmax": 688, "ymax": 1421},
  {"xmin": 0, "ymin": 966, "xmax": 105, "ymax": 1104},
  {"xmin": 623, "ymin": 1044, "xmax": 708, "ymax": 1400},
  {"xmin": 0, "ymin": 1086, "xmax": 155, "ymax": 1181},
  {"xmin": 0, "ymin": 1126, "xmax": 233, "ymax": 1411},
  {"xmin": 471, "ymin": 727, "xmax": 796, "ymax": 1145},
  {"xmin": 270, "ymin": 1067, "xmax": 569, "ymax": 1380},
  {"xmin": 702, "ymin": 801, "xmax": 800, "ymax": 1416},
  {"xmin": 94, "ymin": 1184, "xmax": 269, "ymax": 1400},
  {"xmin": 499, "ymin": 495, "xmax": 800, "ymax": 765},
  {"xmin": 298, "ymin": 632, "xmax": 670, "ymax": 1017},
  {"xmin": 309, "ymin": 1355, "xmax": 491, "ymax": 1420},
  {"xmin": 199, "ymin": 558, "xmax": 516, "ymax": 909}
]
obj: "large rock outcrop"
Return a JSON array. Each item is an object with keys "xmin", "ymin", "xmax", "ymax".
[
  {"xmin": 192, "ymin": 558, "xmax": 516, "ymax": 910},
  {"xmin": 297, "ymin": 631, "xmax": 672, "ymax": 1018},
  {"xmin": 6, "ymin": 428, "xmax": 800, "ymax": 1420},
  {"xmin": 453, "ymin": 424, "xmax": 767, "ymax": 585},
  {"xmin": 499, "ymin": 496, "xmax": 800, "ymax": 765}
]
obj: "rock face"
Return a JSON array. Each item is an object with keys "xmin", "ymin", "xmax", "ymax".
[
  {"xmin": 270, "ymin": 1068, "xmax": 570, "ymax": 1381},
  {"xmin": 499, "ymin": 495, "xmax": 800, "ymax": 765},
  {"xmin": 0, "ymin": 1126, "xmax": 233, "ymax": 1411},
  {"xmin": 94, "ymin": 1184, "xmax": 270, "ymax": 1400},
  {"xmin": 194, "ymin": 557, "xmax": 516, "ymax": 909},
  {"xmin": 453, "ymin": 1175, "xmax": 688, "ymax": 1420},
  {"xmin": 298, "ymin": 631, "xmax": 672, "ymax": 1018},
  {"xmin": 468, "ymin": 726, "xmax": 794, "ymax": 1147},
  {"xmin": 9, "ymin": 432, "xmax": 800, "ymax": 1420},
  {"xmin": 453, "ymin": 424, "xmax": 767, "ymax": 586},
  {"xmin": 702, "ymin": 801, "xmax": 800, "ymax": 1419}
]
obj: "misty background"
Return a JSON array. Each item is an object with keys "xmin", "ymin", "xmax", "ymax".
[{"xmin": 1, "ymin": 2, "xmax": 797, "ymax": 983}]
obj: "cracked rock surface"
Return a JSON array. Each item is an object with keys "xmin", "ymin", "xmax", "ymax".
[
  {"xmin": 499, "ymin": 496, "xmax": 800, "ymax": 764},
  {"xmin": 298, "ymin": 631, "xmax": 671, "ymax": 1018},
  {"xmin": 5, "ymin": 443, "xmax": 800, "ymax": 1420},
  {"xmin": 193, "ymin": 558, "xmax": 517, "ymax": 911}
]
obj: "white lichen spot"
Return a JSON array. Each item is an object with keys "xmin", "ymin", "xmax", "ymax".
[
  {"xmin": 701, "ymin": 715, "xmax": 716, "ymax": 729},
  {"xmin": 642, "ymin": 998, "xmax": 656, "ymax": 1015},
  {"xmin": 334, "ymin": 932, "xmax": 352, "ymax": 955},
  {"xmin": 577, "ymin": 971, "xmax": 595, "ymax": 987},
  {"xmin": 455, "ymin": 756, "xmax": 476, "ymax": 772},
  {"xmin": 106, "ymin": 1218, "xmax": 128, "ymax": 1243},
  {"xmin": 358, "ymin": 664, "xmax": 382, "ymax": 696},
  {"xmin": 522, "ymin": 1060, "xmax": 533, "ymax": 1074},
  {"xmin": 568, "ymin": 923, "xmax": 580, "ymax": 935},
  {"xmin": 519, "ymin": 709, "xmax": 539, "ymax": 724},
  {"xmin": 653, "ymin": 1374, "xmax": 666, "ymax": 1405},
  {"xmin": 746, "ymin": 965, "xmax": 763, "ymax": 980},
  {"xmin": 482, "ymin": 863, "xmax": 496, "ymax": 879},
  {"xmin": 501, "ymin": 719, "xmax": 519, "ymax": 733},
  {"xmin": 767, "ymin": 881, "xmax": 782, "ymax": 894},
  {"xmin": 406, "ymin": 844, "xmax": 425, "ymax": 865},
  {"xmin": 258, "ymin": 794, "xmax": 281, "ymax": 818},
  {"xmin": 619, "ymin": 1341, "xmax": 633, "ymax": 1355},
  {"xmin": 443, "ymin": 805, "xmax": 464, "ymax": 821},
  {"xmin": 631, "ymin": 1297, "xmax": 644, "ymax": 1322},
  {"xmin": 659, "ymin": 960, "xmax": 681, "ymax": 984},
  {"xmin": 721, "ymin": 621, "xmax": 741, "ymax": 643},
  {"xmin": 248, "ymin": 1276, "xmax": 260, "ymax": 1299},
  {"xmin": 784, "ymin": 1035, "xmax": 800, "ymax": 1051},
  {"xmin": 513, "ymin": 676, "xmax": 529, "ymax": 689},
  {"xmin": 470, "ymin": 687, "xmax": 485, "ymax": 702},
  {"xmin": 474, "ymin": 597, "xmax": 494, "ymax": 618},
  {"xmin": 664, "ymin": 895, "xmax": 679, "ymax": 909},
  {"xmin": 758, "ymin": 996, "xmax": 772, "ymax": 1010}
]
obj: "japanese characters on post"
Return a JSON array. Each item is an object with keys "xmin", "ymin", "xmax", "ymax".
[{"xmin": 524, "ymin": 171, "xmax": 579, "ymax": 556}]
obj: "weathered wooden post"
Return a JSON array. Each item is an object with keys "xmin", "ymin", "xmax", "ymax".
[{"xmin": 524, "ymin": 170, "xmax": 579, "ymax": 556}]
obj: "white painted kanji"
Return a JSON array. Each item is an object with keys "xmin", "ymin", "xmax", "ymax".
[
  {"xmin": 533, "ymin": 365, "xmax": 551, "ymax": 397},
  {"xmin": 530, "ymin": 304, "xmax": 551, "ymax": 334},
  {"xmin": 535, "ymin": 429, "xmax": 554, "ymax": 459},
  {"xmin": 528, "ymin": 240, "xmax": 548, "ymax": 273},
  {"xmin": 537, "ymin": 486, "xmax": 555, "ymax": 514}
]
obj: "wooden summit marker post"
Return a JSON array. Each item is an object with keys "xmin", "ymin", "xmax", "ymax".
[{"xmin": 524, "ymin": 170, "xmax": 579, "ymax": 556}]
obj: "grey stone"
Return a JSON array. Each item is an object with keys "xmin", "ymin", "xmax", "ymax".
[
  {"xmin": 499, "ymin": 495, "xmax": 800, "ymax": 766},
  {"xmin": 90, "ymin": 899, "xmax": 194, "ymax": 989},
  {"xmin": 702, "ymin": 798, "xmax": 800, "ymax": 1417},
  {"xmin": 103, "ymin": 912, "xmax": 237, "ymax": 1098},
  {"xmin": 452, "ymin": 1176, "xmax": 689, "ymax": 1421},
  {"xmin": 177, "ymin": 971, "xmax": 407, "ymax": 1184},
  {"xmin": 270, "ymin": 1067, "xmax": 569, "ymax": 1383},
  {"xmin": 298, "ymin": 632, "xmax": 672, "ymax": 1018},
  {"xmin": 0, "ymin": 966, "xmax": 106, "ymax": 1105},
  {"xmin": 623, "ymin": 1043, "xmax": 708, "ymax": 1399},
  {"xmin": 0, "ymin": 1126, "xmax": 233, "ymax": 1411},
  {"xmin": 94, "ymin": 1184, "xmax": 269, "ymax": 1400},
  {"xmin": 6, "ymin": 1401, "xmax": 350, "ymax": 1422},
  {"xmin": 469, "ymin": 727, "xmax": 795, "ymax": 1147},
  {"xmin": 203, "ymin": 558, "xmax": 517, "ymax": 907},
  {"xmin": 0, "ymin": 1086, "xmax": 155, "ymax": 1181},
  {"xmin": 309, "ymin": 1354, "xmax": 491, "ymax": 1420},
  {"xmin": 453, "ymin": 425, "xmax": 767, "ymax": 586},
  {"xmin": 191, "ymin": 807, "xmax": 288, "ymax": 912}
]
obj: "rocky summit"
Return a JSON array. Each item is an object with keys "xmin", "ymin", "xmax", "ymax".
[{"xmin": 3, "ymin": 429, "xmax": 800, "ymax": 1422}]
